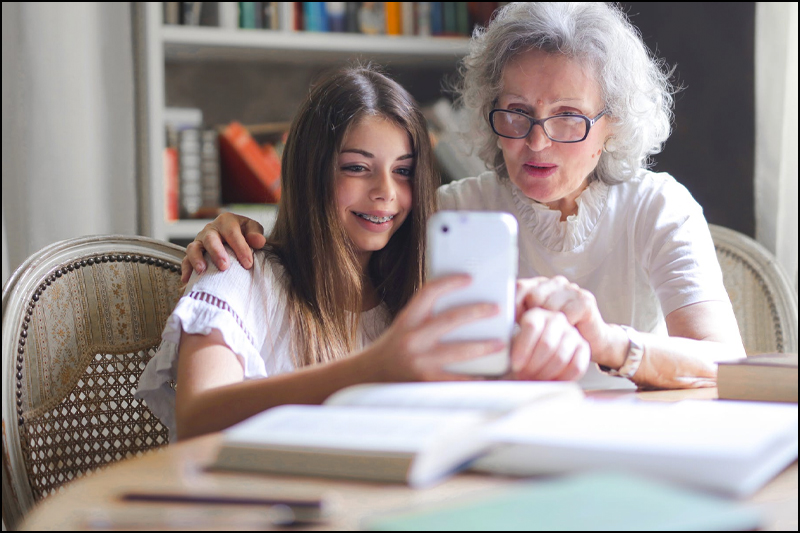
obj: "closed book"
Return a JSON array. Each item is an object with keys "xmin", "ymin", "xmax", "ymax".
[
  {"xmin": 442, "ymin": 1, "xmax": 457, "ymax": 35},
  {"xmin": 177, "ymin": 128, "xmax": 203, "ymax": 218},
  {"xmin": 326, "ymin": 2, "xmax": 346, "ymax": 32},
  {"xmin": 218, "ymin": 122, "xmax": 281, "ymax": 204},
  {"xmin": 385, "ymin": 2, "xmax": 402, "ymax": 35},
  {"xmin": 163, "ymin": 147, "xmax": 179, "ymax": 221},
  {"xmin": 293, "ymin": 1, "xmax": 304, "ymax": 30},
  {"xmin": 200, "ymin": 129, "xmax": 221, "ymax": 214},
  {"xmin": 303, "ymin": 2, "xmax": 328, "ymax": 31},
  {"xmin": 416, "ymin": 2, "xmax": 431, "ymax": 36},
  {"xmin": 364, "ymin": 472, "xmax": 763, "ymax": 531},
  {"xmin": 278, "ymin": 2, "xmax": 296, "ymax": 31},
  {"xmin": 218, "ymin": 2, "xmax": 240, "ymax": 29},
  {"xmin": 455, "ymin": 1, "xmax": 468, "ymax": 35},
  {"xmin": 718, "ymin": 353, "xmax": 798, "ymax": 403},
  {"xmin": 211, "ymin": 382, "xmax": 583, "ymax": 487},
  {"xmin": 430, "ymin": 2, "xmax": 443, "ymax": 35},
  {"xmin": 359, "ymin": 2, "xmax": 385, "ymax": 34},
  {"xmin": 344, "ymin": 2, "xmax": 360, "ymax": 32},
  {"xmin": 239, "ymin": 2, "xmax": 257, "ymax": 28},
  {"xmin": 401, "ymin": 2, "xmax": 415, "ymax": 35}
]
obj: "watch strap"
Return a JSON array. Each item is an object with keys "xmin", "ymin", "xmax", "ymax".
[{"xmin": 599, "ymin": 325, "xmax": 644, "ymax": 379}]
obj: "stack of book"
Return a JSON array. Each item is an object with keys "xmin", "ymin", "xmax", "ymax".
[
  {"xmin": 164, "ymin": 108, "xmax": 285, "ymax": 220},
  {"xmin": 717, "ymin": 353, "xmax": 798, "ymax": 403}
]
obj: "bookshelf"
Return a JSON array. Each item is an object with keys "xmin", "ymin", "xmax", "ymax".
[{"xmin": 133, "ymin": 3, "xmax": 471, "ymax": 246}]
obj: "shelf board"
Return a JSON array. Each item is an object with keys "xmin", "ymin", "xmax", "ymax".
[
  {"xmin": 165, "ymin": 205, "xmax": 279, "ymax": 240},
  {"xmin": 162, "ymin": 26, "xmax": 470, "ymax": 65}
]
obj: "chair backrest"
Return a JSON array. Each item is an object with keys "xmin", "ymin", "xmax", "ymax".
[
  {"xmin": 2, "ymin": 235, "xmax": 185, "ymax": 530},
  {"xmin": 709, "ymin": 224, "xmax": 798, "ymax": 354}
]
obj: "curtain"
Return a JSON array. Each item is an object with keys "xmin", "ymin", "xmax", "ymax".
[
  {"xmin": 755, "ymin": 2, "xmax": 799, "ymax": 292},
  {"xmin": 1, "ymin": 2, "xmax": 137, "ymax": 280}
]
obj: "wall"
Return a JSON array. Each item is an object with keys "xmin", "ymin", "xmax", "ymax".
[
  {"xmin": 619, "ymin": 2, "xmax": 756, "ymax": 237},
  {"xmin": 2, "ymin": 2, "xmax": 137, "ymax": 277}
]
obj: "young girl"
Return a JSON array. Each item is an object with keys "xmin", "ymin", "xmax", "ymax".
[{"xmin": 136, "ymin": 66, "xmax": 588, "ymax": 442}]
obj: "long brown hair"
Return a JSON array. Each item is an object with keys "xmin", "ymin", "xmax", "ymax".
[{"xmin": 265, "ymin": 65, "xmax": 439, "ymax": 367}]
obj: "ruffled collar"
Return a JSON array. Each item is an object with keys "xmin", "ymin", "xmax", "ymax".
[{"xmin": 508, "ymin": 178, "xmax": 610, "ymax": 252}]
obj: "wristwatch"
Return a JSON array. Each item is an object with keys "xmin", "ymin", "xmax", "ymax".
[{"xmin": 599, "ymin": 325, "xmax": 644, "ymax": 379}]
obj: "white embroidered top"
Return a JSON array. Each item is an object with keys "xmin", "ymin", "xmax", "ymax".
[
  {"xmin": 438, "ymin": 170, "xmax": 731, "ymax": 390},
  {"xmin": 135, "ymin": 248, "xmax": 391, "ymax": 442}
]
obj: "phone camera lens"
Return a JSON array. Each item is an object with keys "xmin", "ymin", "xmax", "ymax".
[{"xmin": 442, "ymin": 226, "xmax": 449, "ymax": 233}]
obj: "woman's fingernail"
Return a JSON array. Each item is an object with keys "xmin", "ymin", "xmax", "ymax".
[{"xmin": 197, "ymin": 263, "xmax": 205, "ymax": 273}]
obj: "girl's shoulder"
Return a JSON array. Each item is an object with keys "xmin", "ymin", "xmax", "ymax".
[{"xmin": 181, "ymin": 246, "xmax": 289, "ymax": 309}]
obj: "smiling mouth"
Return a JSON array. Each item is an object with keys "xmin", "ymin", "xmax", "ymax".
[{"xmin": 354, "ymin": 212, "xmax": 395, "ymax": 224}]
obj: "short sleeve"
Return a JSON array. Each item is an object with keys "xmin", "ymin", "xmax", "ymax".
[
  {"xmin": 135, "ymin": 246, "xmax": 273, "ymax": 441},
  {"xmin": 636, "ymin": 175, "xmax": 730, "ymax": 317}
]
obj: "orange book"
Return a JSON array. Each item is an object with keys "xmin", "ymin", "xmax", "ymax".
[
  {"xmin": 219, "ymin": 121, "xmax": 281, "ymax": 204},
  {"xmin": 163, "ymin": 146, "xmax": 179, "ymax": 221},
  {"xmin": 385, "ymin": 2, "xmax": 402, "ymax": 35}
]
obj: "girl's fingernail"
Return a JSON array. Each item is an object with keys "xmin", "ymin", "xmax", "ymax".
[{"xmin": 197, "ymin": 263, "xmax": 205, "ymax": 273}]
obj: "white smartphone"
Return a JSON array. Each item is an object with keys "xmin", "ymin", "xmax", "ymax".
[{"xmin": 426, "ymin": 211, "xmax": 519, "ymax": 376}]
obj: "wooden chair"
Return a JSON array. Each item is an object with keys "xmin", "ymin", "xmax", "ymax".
[
  {"xmin": 2, "ymin": 235, "xmax": 185, "ymax": 530},
  {"xmin": 710, "ymin": 224, "xmax": 798, "ymax": 354}
]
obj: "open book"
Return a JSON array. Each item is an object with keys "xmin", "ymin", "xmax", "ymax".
[
  {"xmin": 210, "ymin": 381, "xmax": 583, "ymax": 488},
  {"xmin": 473, "ymin": 398, "xmax": 798, "ymax": 497}
]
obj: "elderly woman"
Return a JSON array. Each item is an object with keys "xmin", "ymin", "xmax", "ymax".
[{"xmin": 181, "ymin": 3, "xmax": 744, "ymax": 389}]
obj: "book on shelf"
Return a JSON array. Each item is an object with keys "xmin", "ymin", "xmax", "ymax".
[
  {"xmin": 326, "ymin": 2, "xmax": 346, "ymax": 32},
  {"xmin": 177, "ymin": 127, "xmax": 204, "ymax": 218},
  {"xmin": 163, "ymin": 146, "xmax": 179, "ymax": 222},
  {"xmin": 359, "ymin": 2, "xmax": 386, "ymax": 34},
  {"xmin": 430, "ymin": 2, "xmax": 443, "ymax": 35},
  {"xmin": 401, "ymin": 2, "xmax": 415, "ymax": 35},
  {"xmin": 385, "ymin": 2, "xmax": 402, "ymax": 35},
  {"xmin": 473, "ymin": 397, "xmax": 798, "ymax": 497},
  {"xmin": 363, "ymin": 472, "xmax": 763, "ymax": 531},
  {"xmin": 717, "ymin": 353, "xmax": 798, "ymax": 403},
  {"xmin": 210, "ymin": 381, "xmax": 584, "ymax": 488},
  {"xmin": 200, "ymin": 129, "xmax": 222, "ymax": 214},
  {"xmin": 218, "ymin": 121, "xmax": 282, "ymax": 204}
]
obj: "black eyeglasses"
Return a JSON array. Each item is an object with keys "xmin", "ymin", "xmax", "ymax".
[{"xmin": 489, "ymin": 108, "xmax": 608, "ymax": 143}]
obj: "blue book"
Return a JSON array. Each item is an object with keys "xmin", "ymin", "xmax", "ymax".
[
  {"xmin": 303, "ymin": 2, "xmax": 328, "ymax": 31},
  {"xmin": 430, "ymin": 2, "xmax": 443, "ymax": 36},
  {"xmin": 365, "ymin": 472, "xmax": 763, "ymax": 531}
]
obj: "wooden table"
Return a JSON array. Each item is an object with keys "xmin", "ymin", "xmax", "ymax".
[{"xmin": 20, "ymin": 388, "xmax": 799, "ymax": 530}]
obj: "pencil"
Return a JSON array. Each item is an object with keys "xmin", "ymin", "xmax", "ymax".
[{"xmin": 120, "ymin": 492, "xmax": 323, "ymax": 509}]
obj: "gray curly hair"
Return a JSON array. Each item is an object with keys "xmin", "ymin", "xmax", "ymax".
[{"xmin": 456, "ymin": 2, "xmax": 676, "ymax": 184}]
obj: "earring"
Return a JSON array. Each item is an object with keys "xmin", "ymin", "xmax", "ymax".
[{"xmin": 603, "ymin": 137, "xmax": 617, "ymax": 153}]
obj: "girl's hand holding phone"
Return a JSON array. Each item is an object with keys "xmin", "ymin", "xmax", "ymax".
[{"xmin": 354, "ymin": 275, "xmax": 507, "ymax": 382}]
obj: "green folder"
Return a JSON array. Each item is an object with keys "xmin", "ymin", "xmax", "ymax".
[{"xmin": 364, "ymin": 472, "xmax": 762, "ymax": 531}]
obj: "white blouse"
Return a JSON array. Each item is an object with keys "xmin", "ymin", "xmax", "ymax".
[
  {"xmin": 438, "ymin": 170, "xmax": 731, "ymax": 389},
  {"xmin": 135, "ymin": 248, "xmax": 391, "ymax": 442}
]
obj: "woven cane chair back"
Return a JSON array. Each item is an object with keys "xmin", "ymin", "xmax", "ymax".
[
  {"xmin": 2, "ymin": 235, "xmax": 185, "ymax": 530},
  {"xmin": 710, "ymin": 224, "xmax": 798, "ymax": 354}
]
